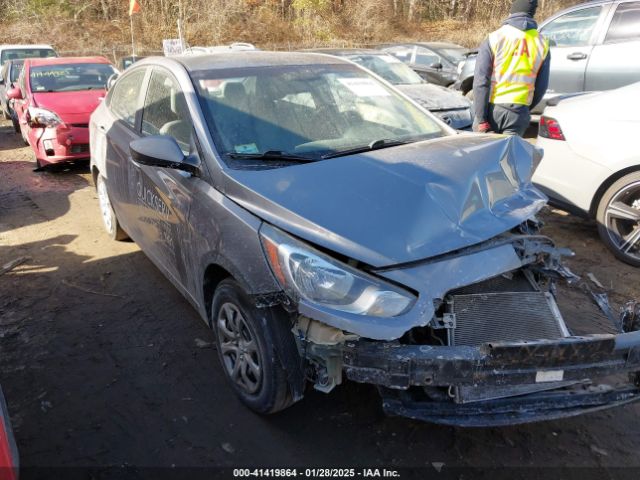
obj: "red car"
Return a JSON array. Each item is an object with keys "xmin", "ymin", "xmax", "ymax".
[
  {"xmin": 7, "ymin": 56, "xmax": 116, "ymax": 169},
  {"xmin": 0, "ymin": 386, "xmax": 18, "ymax": 480}
]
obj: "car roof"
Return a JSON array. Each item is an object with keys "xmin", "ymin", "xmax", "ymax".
[
  {"xmin": 0, "ymin": 44, "xmax": 54, "ymax": 50},
  {"xmin": 166, "ymin": 51, "xmax": 348, "ymax": 72},
  {"xmin": 306, "ymin": 48, "xmax": 387, "ymax": 57},
  {"xmin": 26, "ymin": 56, "xmax": 111, "ymax": 67},
  {"xmin": 381, "ymin": 42, "xmax": 465, "ymax": 50}
]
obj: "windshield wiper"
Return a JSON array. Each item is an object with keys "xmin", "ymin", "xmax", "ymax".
[
  {"xmin": 227, "ymin": 151, "xmax": 316, "ymax": 163},
  {"xmin": 321, "ymin": 139, "xmax": 410, "ymax": 159}
]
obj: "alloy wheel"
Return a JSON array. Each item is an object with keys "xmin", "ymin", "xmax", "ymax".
[
  {"xmin": 603, "ymin": 180, "xmax": 640, "ymax": 262},
  {"xmin": 217, "ymin": 302, "xmax": 262, "ymax": 395}
]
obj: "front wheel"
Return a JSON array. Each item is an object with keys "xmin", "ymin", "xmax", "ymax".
[
  {"xmin": 96, "ymin": 175, "xmax": 128, "ymax": 241},
  {"xmin": 596, "ymin": 172, "xmax": 640, "ymax": 267},
  {"xmin": 212, "ymin": 279, "xmax": 299, "ymax": 414}
]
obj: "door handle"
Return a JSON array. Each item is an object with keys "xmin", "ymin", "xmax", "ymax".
[
  {"xmin": 98, "ymin": 124, "xmax": 106, "ymax": 131},
  {"xmin": 567, "ymin": 52, "xmax": 587, "ymax": 61}
]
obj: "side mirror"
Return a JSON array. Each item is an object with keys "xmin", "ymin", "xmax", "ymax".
[
  {"xmin": 130, "ymin": 135, "xmax": 199, "ymax": 175},
  {"xmin": 6, "ymin": 87, "xmax": 23, "ymax": 100},
  {"xmin": 429, "ymin": 62, "xmax": 443, "ymax": 70},
  {"xmin": 106, "ymin": 73, "xmax": 119, "ymax": 91}
]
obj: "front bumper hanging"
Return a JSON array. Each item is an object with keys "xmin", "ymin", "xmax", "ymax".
[{"xmin": 343, "ymin": 331, "xmax": 640, "ymax": 426}]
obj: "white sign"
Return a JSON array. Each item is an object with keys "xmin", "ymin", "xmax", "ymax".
[{"xmin": 163, "ymin": 39, "xmax": 185, "ymax": 57}]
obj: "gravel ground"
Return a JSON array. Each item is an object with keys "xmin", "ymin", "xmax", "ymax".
[{"xmin": 1, "ymin": 119, "xmax": 640, "ymax": 479}]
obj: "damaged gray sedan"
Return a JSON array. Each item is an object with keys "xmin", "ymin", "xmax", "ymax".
[{"xmin": 89, "ymin": 52, "xmax": 640, "ymax": 427}]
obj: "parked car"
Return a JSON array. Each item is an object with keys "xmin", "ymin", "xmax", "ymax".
[
  {"xmin": 0, "ymin": 386, "xmax": 18, "ymax": 480},
  {"xmin": 90, "ymin": 52, "xmax": 640, "ymax": 426},
  {"xmin": 309, "ymin": 49, "xmax": 473, "ymax": 130},
  {"xmin": 378, "ymin": 42, "xmax": 469, "ymax": 87},
  {"xmin": 7, "ymin": 56, "xmax": 115, "ymax": 169},
  {"xmin": 534, "ymin": 82, "xmax": 640, "ymax": 266},
  {"xmin": 119, "ymin": 55, "xmax": 146, "ymax": 70},
  {"xmin": 0, "ymin": 59, "xmax": 24, "ymax": 131},
  {"xmin": 183, "ymin": 43, "xmax": 258, "ymax": 56},
  {"xmin": 0, "ymin": 44, "xmax": 56, "ymax": 66},
  {"xmin": 453, "ymin": 0, "xmax": 640, "ymax": 113}
]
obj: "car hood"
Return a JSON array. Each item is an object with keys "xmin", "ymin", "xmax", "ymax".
[
  {"xmin": 396, "ymin": 84, "xmax": 470, "ymax": 111},
  {"xmin": 32, "ymin": 90, "xmax": 105, "ymax": 117},
  {"xmin": 223, "ymin": 135, "xmax": 546, "ymax": 268}
]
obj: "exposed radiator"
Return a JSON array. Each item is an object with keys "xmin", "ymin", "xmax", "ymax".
[{"xmin": 450, "ymin": 291, "xmax": 568, "ymax": 346}]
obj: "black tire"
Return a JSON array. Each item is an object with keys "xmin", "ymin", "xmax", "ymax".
[
  {"xmin": 96, "ymin": 175, "xmax": 128, "ymax": 241},
  {"xmin": 596, "ymin": 171, "xmax": 640, "ymax": 267},
  {"xmin": 211, "ymin": 279, "xmax": 298, "ymax": 414},
  {"xmin": 11, "ymin": 115, "xmax": 20, "ymax": 133}
]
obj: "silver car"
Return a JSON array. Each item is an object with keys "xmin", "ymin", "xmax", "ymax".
[
  {"xmin": 309, "ymin": 49, "xmax": 473, "ymax": 130},
  {"xmin": 90, "ymin": 52, "xmax": 640, "ymax": 426},
  {"xmin": 454, "ymin": 0, "xmax": 640, "ymax": 112}
]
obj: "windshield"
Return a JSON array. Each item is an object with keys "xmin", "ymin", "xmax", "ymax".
[
  {"xmin": 10, "ymin": 61, "xmax": 24, "ymax": 83},
  {"xmin": 436, "ymin": 47, "xmax": 468, "ymax": 65},
  {"xmin": 30, "ymin": 63, "xmax": 115, "ymax": 92},
  {"xmin": 193, "ymin": 64, "xmax": 446, "ymax": 162},
  {"xmin": 1, "ymin": 48, "xmax": 56, "ymax": 65},
  {"xmin": 346, "ymin": 54, "xmax": 424, "ymax": 85}
]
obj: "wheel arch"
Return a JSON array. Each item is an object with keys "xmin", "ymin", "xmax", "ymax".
[
  {"xmin": 590, "ymin": 166, "xmax": 640, "ymax": 217},
  {"xmin": 202, "ymin": 263, "xmax": 233, "ymax": 325},
  {"xmin": 460, "ymin": 76, "xmax": 474, "ymax": 95},
  {"xmin": 91, "ymin": 164, "xmax": 100, "ymax": 188}
]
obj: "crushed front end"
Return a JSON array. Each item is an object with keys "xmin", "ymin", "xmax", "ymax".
[{"xmin": 289, "ymin": 233, "xmax": 640, "ymax": 427}]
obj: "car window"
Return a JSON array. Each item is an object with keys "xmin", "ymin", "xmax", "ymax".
[
  {"xmin": 540, "ymin": 6, "xmax": 603, "ymax": 47},
  {"xmin": 142, "ymin": 69, "xmax": 193, "ymax": 154},
  {"xmin": 413, "ymin": 47, "xmax": 441, "ymax": 67},
  {"xmin": 193, "ymin": 64, "xmax": 445, "ymax": 163},
  {"xmin": 605, "ymin": 2, "xmax": 640, "ymax": 43},
  {"xmin": 29, "ymin": 63, "xmax": 115, "ymax": 93},
  {"xmin": 10, "ymin": 62, "xmax": 24, "ymax": 83},
  {"xmin": 0, "ymin": 48, "xmax": 56, "ymax": 65},
  {"xmin": 382, "ymin": 46, "xmax": 414, "ymax": 63},
  {"xmin": 109, "ymin": 68, "xmax": 146, "ymax": 128}
]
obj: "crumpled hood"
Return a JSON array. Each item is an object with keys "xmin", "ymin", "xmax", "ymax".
[
  {"xmin": 396, "ymin": 84, "xmax": 471, "ymax": 111},
  {"xmin": 224, "ymin": 135, "xmax": 547, "ymax": 268},
  {"xmin": 33, "ymin": 90, "xmax": 105, "ymax": 119}
]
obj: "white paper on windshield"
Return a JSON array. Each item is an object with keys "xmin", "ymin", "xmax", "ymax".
[
  {"xmin": 234, "ymin": 143, "xmax": 259, "ymax": 154},
  {"xmin": 338, "ymin": 78, "xmax": 391, "ymax": 97}
]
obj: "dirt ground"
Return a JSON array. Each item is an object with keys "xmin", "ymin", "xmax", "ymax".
[{"xmin": 1, "ymin": 118, "xmax": 640, "ymax": 479}]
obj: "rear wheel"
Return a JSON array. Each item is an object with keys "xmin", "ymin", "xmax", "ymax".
[
  {"xmin": 596, "ymin": 172, "xmax": 640, "ymax": 267},
  {"xmin": 96, "ymin": 175, "xmax": 128, "ymax": 241},
  {"xmin": 211, "ymin": 279, "xmax": 298, "ymax": 414}
]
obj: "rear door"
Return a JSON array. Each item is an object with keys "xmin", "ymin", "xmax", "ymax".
[
  {"xmin": 539, "ymin": 4, "xmax": 610, "ymax": 95},
  {"xmin": 586, "ymin": 1, "xmax": 640, "ymax": 91},
  {"xmin": 132, "ymin": 67, "xmax": 197, "ymax": 292},
  {"xmin": 98, "ymin": 66, "xmax": 149, "ymax": 231}
]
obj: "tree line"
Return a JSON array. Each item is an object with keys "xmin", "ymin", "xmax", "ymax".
[{"xmin": 0, "ymin": 0, "xmax": 580, "ymax": 52}]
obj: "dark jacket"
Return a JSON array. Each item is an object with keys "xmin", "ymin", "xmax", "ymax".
[{"xmin": 473, "ymin": 12, "xmax": 551, "ymax": 122}]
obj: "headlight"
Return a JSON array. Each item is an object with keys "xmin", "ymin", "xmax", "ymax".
[
  {"xmin": 28, "ymin": 107, "xmax": 62, "ymax": 128},
  {"xmin": 261, "ymin": 225, "xmax": 416, "ymax": 317},
  {"xmin": 457, "ymin": 61, "xmax": 464, "ymax": 75}
]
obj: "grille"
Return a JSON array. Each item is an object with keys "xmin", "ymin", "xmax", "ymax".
[
  {"xmin": 451, "ymin": 291, "xmax": 567, "ymax": 346},
  {"xmin": 70, "ymin": 123, "xmax": 89, "ymax": 128},
  {"xmin": 70, "ymin": 144, "xmax": 90, "ymax": 154}
]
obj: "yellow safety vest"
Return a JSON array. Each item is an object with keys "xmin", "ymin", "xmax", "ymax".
[{"xmin": 489, "ymin": 25, "xmax": 550, "ymax": 106}]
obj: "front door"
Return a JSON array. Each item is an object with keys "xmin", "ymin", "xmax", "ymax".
[{"xmin": 132, "ymin": 67, "xmax": 197, "ymax": 294}]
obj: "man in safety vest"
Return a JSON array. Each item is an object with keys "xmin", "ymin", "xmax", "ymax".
[{"xmin": 472, "ymin": 0, "xmax": 550, "ymax": 136}]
